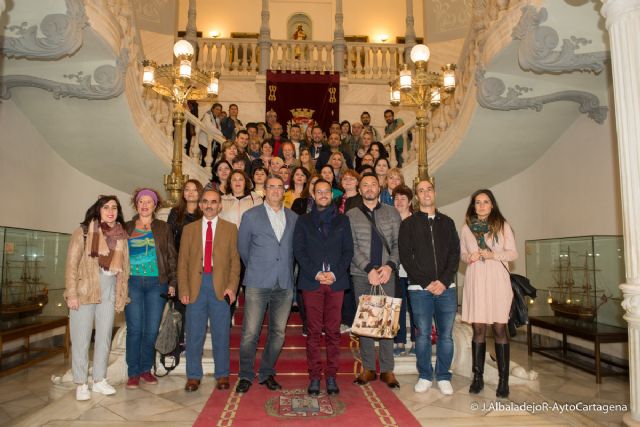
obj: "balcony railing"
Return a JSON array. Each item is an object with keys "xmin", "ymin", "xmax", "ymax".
[{"xmin": 196, "ymin": 37, "xmax": 405, "ymax": 81}]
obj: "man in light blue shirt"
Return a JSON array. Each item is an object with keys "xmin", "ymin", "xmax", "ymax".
[{"xmin": 236, "ymin": 175, "xmax": 298, "ymax": 393}]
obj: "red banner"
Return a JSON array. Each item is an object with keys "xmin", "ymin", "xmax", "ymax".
[{"xmin": 266, "ymin": 71, "xmax": 340, "ymax": 136}]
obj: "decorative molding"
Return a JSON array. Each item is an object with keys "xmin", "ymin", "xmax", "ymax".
[
  {"xmin": 621, "ymin": 284, "xmax": 640, "ymax": 320},
  {"xmin": 1, "ymin": 49, "xmax": 128, "ymax": 100},
  {"xmin": 512, "ymin": 6, "xmax": 609, "ymax": 74},
  {"xmin": 133, "ymin": 0, "xmax": 170, "ymax": 25},
  {"xmin": 475, "ymin": 68, "xmax": 608, "ymax": 124},
  {"xmin": 429, "ymin": 0, "xmax": 474, "ymax": 34},
  {"xmin": 1, "ymin": 0, "xmax": 87, "ymax": 59}
]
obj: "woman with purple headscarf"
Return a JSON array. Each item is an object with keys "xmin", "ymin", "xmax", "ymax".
[{"xmin": 124, "ymin": 188, "xmax": 177, "ymax": 389}]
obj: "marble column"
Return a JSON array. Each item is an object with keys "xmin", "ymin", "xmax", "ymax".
[
  {"xmin": 258, "ymin": 0, "xmax": 272, "ymax": 74},
  {"xmin": 600, "ymin": 0, "xmax": 640, "ymax": 424},
  {"xmin": 185, "ymin": 0, "xmax": 197, "ymax": 56},
  {"xmin": 333, "ymin": 0, "xmax": 346, "ymax": 73},
  {"xmin": 404, "ymin": 0, "xmax": 417, "ymax": 64}
]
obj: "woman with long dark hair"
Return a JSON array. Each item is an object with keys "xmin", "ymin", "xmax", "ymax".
[
  {"xmin": 284, "ymin": 166, "xmax": 310, "ymax": 209},
  {"xmin": 167, "ymin": 179, "xmax": 204, "ymax": 251},
  {"xmin": 252, "ymin": 166, "xmax": 268, "ymax": 198},
  {"xmin": 166, "ymin": 179, "xmax": 203, "ymax": 351},
  {"xmin": 209, "ymin": 160, "xmax": 232, "ymax": 194},
  {"xmin": 291, "ymin": 174, "xmax": 320, "ymax": 215},
  {"xmin": 220, "ymin": 170, "xmax": 263, "ymax": 227},
  {"xmin": 319, "ymin": 165, "xmax": 344, "ymax": 201},
  {"xmin": 64, "ymin": 195, "xmax": 130, "ymax": 400},
  {"xmin": 460, "ymin": 189, "xmax": 517, "ymax": 399},
  {"xmin": 125, "ymin": 188, "xmax": 177, "ymax": 389}
]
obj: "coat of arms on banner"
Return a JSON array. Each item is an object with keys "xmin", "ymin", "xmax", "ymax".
[{"xmin": 287, "ymin": 108, "xmax": 316, "ymax": 136}]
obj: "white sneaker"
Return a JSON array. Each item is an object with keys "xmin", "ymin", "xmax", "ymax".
[
  {"xmin": 437, "ymin": 380, "xmax": 454, "ymax": 395},
  {"xmin": 76, "ymin": 384, "xmax": 91, "ymax": 401},
  {"xmin": 414, "ymin": 378, "xmax": 432, "ymax": 393},
  {"xmin": 92, "ymin": 379, "xmax": 116, "ymax": 396}
]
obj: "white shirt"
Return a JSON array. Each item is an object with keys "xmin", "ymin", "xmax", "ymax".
[
  {"xmin": 291, "ymin": 140, "xmax": 301, "ymax": 158},
  {"xmin": 264, "ymin": 203, "xmax": 286, "ymax": 241},
  {"xmin": 201, "ymin": 216, "xmax": 219, "ymax": 268}
]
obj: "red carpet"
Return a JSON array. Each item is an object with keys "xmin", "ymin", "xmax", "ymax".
[{"xmin": 193, "ymin": 294, "xmax": 420, "ymax": 426}]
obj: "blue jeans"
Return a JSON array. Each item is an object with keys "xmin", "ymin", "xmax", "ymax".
[
  {"xmin": 185, "ymin": 274, "xmax": 230, "ymax": 379},
  {"xmin": 239, "ymin": 286, "xmax": 293, "ymax": 382},
  {"xmin": 409, "ymin": 287, "xmax": 457, "ymax": 381},
  {"xmin": 394, "ymin": 278, "xmax": 416, "ymax": 345},
  {"xmin": 125, "ymin": 276, "xmax": 168, "ymax": 377}
]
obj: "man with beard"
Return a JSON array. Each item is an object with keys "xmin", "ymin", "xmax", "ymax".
[
  {"xmin": 293, "ymin": 179, "xmax": 354, "ymax": 395},
  {"xmin": 383, "ymin": 109, "xmax": 406, "ymax": 167},
  {"xmin": 360, "ymin": 111, "xmax": 381, "ymax": 141},
  {"xmin": 346, "ymin": 173, "xmax": 402, "ymax": 388}
]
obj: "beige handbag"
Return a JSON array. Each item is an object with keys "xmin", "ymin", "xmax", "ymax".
[{"xmin": 351, "ymin": 285, "xmax": 401, "ymax": 339}]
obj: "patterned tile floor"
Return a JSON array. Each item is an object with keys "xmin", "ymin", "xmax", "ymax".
[{"xmin": 0, "ymin": 341, "xmax": 629, "ymax": 426}]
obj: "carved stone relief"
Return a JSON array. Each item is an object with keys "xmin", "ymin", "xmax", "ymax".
[
  {"xmin": 426, "ymin": 0, "xmax": 473, "ymax": 40},
  {"xmin": 1, "ymin": 49, "xmax": 128, "ymax": 101},
  {"xmin": 512, "ymin": 6, "xmax": 609, "ymax": 74},
  {"xmin": 475, "ymin": 68, "xmax": 608, "ymax": 124},
  {"xmin": 1, "ymin": 0, "xmax": 87, "ymax": 59}
]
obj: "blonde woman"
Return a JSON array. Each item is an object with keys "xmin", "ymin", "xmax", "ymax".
[
  {"xmin": 329, "ymin": 151, "xmax": 348, "ymax": 183},
  {"xmin": 65, "ymin": 195, "xmax": 130, "ymax": 400},
  {"xmin": 381, "ymin": 167, "xmax": 404, "ymax": 206}
]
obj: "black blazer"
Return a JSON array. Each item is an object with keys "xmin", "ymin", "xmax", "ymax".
[{"xmin": 293, "ymin": 211, "xmax": 354, "ymax": 291}]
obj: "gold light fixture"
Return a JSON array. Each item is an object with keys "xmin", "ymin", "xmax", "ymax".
[
  {"xmin": 141, "ymin": 40, "xmax": 220, "ymax": 207},
  {"xmin": 390, "ymin": 44, "xmax": 456, "ymax": 184}
]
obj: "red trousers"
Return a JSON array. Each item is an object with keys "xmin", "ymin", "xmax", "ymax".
[{"xmin": 302, "ymin": 286, "xmax": 344, "ymax": 379}]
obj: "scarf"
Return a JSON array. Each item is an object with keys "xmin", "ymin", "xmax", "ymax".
[
  {"xmin": 88, "ymin": 220, "xmax": 128, "ymax": 273},
  {"xmin": 311, "ymin": 203, "xmax": 336, "ymax": 237},
  {"xmin": 469, "ymin": 218, "xmax": 490, "ymax": 250}
]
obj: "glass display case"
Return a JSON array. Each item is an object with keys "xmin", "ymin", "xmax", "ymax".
[
  {"xmin": 525, "ymin": 235, "xmax": 625, "ymax": 328},
  {"xmin": 1, "ymin": 226, "xmax": 70, "ymax": 330}
]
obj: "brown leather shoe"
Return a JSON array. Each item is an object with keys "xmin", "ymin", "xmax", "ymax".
[
  {"xmin": 380, "ymin": 372, "xmax": 400, "ymax": 389},
  {"xmin": 216, "ymin": 377, "xmax": 230, "ymax": 390},
  {"xmin": 353, "ymin": 369, "xmax": 377, "ymax": 385},
  {"xmin": 185, "ymin": 378, "xmax": 201, "ymax": 392}
]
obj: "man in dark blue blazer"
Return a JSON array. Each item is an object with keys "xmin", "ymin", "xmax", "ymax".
[
  {"xmin": 293, "ymin": 179, "xmax": 354, "ymax": 396},
  {"xmin": 236, "ymin": 175, "xmax": 298, "ymax": 394}
]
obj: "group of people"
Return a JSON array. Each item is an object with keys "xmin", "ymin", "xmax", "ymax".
[{"xmin": 64, "ymin": 108, "xmax": 518, "ymax": 404}]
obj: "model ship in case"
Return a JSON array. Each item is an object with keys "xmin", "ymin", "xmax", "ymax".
[
  {"xmin": 547, "ymin": 246, "xmax": 608, "ymax": 320},
  {"xmin": 1, "ymin": 239, "xmax": 49, "ymax": 320}
]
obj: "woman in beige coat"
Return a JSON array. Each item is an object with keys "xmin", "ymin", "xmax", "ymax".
[{"xmin": 64, "ymin": 195, "xmax": 130, "ymax": 401}]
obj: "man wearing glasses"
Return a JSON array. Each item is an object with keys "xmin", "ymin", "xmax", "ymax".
[
  {"xmin": 236, "ymin": 175, "xmax": 299, "ymax": 393},
  {"xmin": 293, "ymin": 179, "xmax": 354, "ymax": 396}
]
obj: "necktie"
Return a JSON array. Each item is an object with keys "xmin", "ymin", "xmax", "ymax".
[{"xmin": 204, "ymin": 220, "xmax": 213, "ymax": 273}]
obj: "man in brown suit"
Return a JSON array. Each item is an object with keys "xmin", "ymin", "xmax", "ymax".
[{"xmin": 178, "ymin": 189, "xmax": 241, "ymax": 392}]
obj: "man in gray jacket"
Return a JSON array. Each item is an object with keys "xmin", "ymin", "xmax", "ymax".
[
  {"xmin": 347, "ymin": 173, "xmax": 402, "ymax": 388},
  {"xmin": 236, "ymin": 175, "xmax": 298, "ymax": 394}
]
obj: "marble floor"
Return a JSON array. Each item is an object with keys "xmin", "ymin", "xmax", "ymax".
[{"xmin": 0, "ymin": 341, "xmax": 629, "ymax": 426}]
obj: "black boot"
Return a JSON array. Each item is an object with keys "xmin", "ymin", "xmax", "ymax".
[
  {"xmin": 469, "ymin": 341, "xmax": 485, "ymax": 394},
  {"xmin": 495, "ymin": 343, "xmax": 510, "ymax": 399}
]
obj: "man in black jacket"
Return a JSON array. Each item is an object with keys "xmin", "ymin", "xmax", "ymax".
[
  {"xmin": 398, "ymin": 179, "xmax": 460, "ymax": 396},
  {"xmin": 293, "ymin": 179, "xmax": 354, "ymax": 396}
]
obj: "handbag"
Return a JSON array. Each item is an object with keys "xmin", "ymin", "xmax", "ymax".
[{"xmin": 351, "ymin": 285, "xmax": 402, "ymax": 339}]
